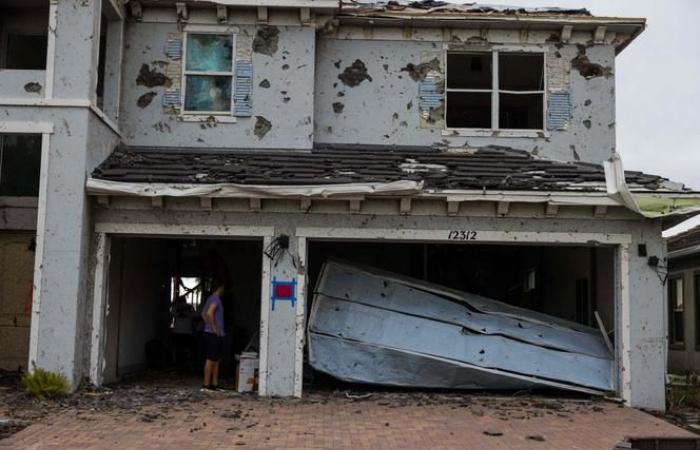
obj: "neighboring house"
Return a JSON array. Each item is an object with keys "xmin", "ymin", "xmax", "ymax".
[
  {"xmin": 665, "ymin": 215, "xmax": 700, "ymax": 374},
  {"xmin": 1, "ymin": 0, "xmax": 698, "ymax": 412}
]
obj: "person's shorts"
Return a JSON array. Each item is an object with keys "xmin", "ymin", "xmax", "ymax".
[{"xmin": 203, "ymin": 332, "xmax": 224, "ymax": 362}]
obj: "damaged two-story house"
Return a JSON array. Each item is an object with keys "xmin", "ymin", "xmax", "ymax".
[{"xmin": 2, "ymin": 0, "xmax": 699, "ymax": 411}]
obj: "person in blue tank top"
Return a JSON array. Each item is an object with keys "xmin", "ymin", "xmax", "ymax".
[{"xmin": 201, "ymin": 281, "xmax": 226, "ymax": 391}]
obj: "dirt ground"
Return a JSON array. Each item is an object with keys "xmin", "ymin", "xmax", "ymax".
[{"xmin": 0, "ymin": 371, "xmax": 697, "ymax": 449}]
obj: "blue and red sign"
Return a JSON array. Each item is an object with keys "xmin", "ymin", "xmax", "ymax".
[{"xmin": 271, "ymin": 277, "xmax": 297, "ymax": 311}]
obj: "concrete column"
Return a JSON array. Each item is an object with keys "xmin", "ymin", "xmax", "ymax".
[
  {"xmin": 30, "ymin": 111, "xmax": 92, "ymax": 385},
  {"xmin": 52, "ymin": 0, "xmax": 102, "ymax": 100},
  {"xmin": 261, "ymin": 231, "xmax": 299, "ymax": 396}
]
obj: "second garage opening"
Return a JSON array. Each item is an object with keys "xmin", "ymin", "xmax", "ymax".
[{"xmin": 305, "ymin": 240, "xmax": 616, "ymax": 392}]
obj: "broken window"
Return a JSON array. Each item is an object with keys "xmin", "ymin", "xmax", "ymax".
[
  {"xmin": 669, "ymin": 276, "xmax": 685, "ymax": 347},
  {"xmin": 446, "ymin": 51, "xmax": 545, "ymax": 131},
  {"xmin": 3, "ymin": 34, "xmax": 47, "ymax": 70},
  {"xmin": 0, "ymin": 134, "xmax": 42, "ymax": 197},
  {"xmin": 183, "ymin": 33, "xmax": 234, "ymax": 114}
]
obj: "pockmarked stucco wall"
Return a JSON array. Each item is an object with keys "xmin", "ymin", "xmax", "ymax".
[
  {"xmin": 92, "ymin": 201, "xmax": 666, "ymax": 410},
  {"xmin": 314, "ymin": 28, "xmax": 617, "ymax": 164},
  {"xmin": 119, "ymin": 9, "xmax": 315, "ymax": 149},
  {"xmin": 0, "ymin": 104, "xmax": 121, "ymax": 385}
]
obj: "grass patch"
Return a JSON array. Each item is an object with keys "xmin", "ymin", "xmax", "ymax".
[{"xmin": 21, "ymin": 366, "xmax": 70, "ymax": 400}]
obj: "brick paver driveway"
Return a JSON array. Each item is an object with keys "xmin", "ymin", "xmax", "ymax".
[{"xmin": 2, "ymin": 388, "xmax": 695, "ymax": 450}]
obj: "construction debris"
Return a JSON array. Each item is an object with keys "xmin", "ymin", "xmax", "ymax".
[{"xmin": 308, "ymin": 261, "xmax": 614, "ymax": 394}]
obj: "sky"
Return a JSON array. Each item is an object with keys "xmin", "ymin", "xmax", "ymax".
[{"xmin": 480, "ymin": 0, "xmax": 700, "ymax": 190}]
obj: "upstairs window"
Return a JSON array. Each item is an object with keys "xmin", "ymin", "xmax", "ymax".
[
  {"xmin": 669, "ymin": 276, "xmax": 685, "ymax": 347},
  {"xmin": 0, "ymin": 134, "xmax": 42, "ymax": 197},
  {"xmin": 446, "ymin": 51, "xmax": 545, "ymax": 131},
  {"xmin": 3, "ymin": 33, "xmax": 47, "ymax": 70},
  {"xmin": 183, "ymin": 33, "xmax": 235, "ymax": 115}
]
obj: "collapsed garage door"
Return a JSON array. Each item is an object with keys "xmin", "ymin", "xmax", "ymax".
[
  {"xmin": 305, "ymin": 241, "xmax": 616, "ymax": 394},
  {"xmin": 102, "ymin": 236, "xmax": 263, "ymax": 384}
]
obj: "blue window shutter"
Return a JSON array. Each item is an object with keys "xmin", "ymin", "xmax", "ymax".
[
  {"xmin": 165, "ymin": 39, "xmax": 182, "ymax": 60},
  {"xmin": 547, "ymin": 92, "xmax": 571, "ymax": 130},
  {"xmin": 161, "ymin": 89, "xmax": 181, "ymax": 107},
  {"xmin": 233, "ymin": 60, "xmax": 253, "ymax": 117}
]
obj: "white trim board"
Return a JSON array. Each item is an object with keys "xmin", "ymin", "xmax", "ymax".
[
  {"xmin": 27, "ymin": 131, "xmax": 52, "ymax": 372},
  {"xmin": 296, "ymin": 227, "xmax": 632, "ymax": 245},
  {"xmin": 0, "ymin": 122, "xmax": 54, "ymax": 134},
  {"xmin": 294, "ymin": 236, "xmax": 307, "ymax": 398},
  {"xmin": 89, "ymin": 233, "xmax": 110, "ymax": 386},
  {"xmin": 95, "ymin": 223, "xmax": 274, "ymax": 237},
  {"xmin": 258, "ymin": 235, "xmax": 273, "ymax": 396}
]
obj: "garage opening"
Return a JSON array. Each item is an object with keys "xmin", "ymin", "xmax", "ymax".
[
  {"xmin": 102, "ymin": 237, "xmax": 263, "ymax": 390},
  {"xmin": 305, "ymin": 240, "xmax": 616, "ymax": 393}
]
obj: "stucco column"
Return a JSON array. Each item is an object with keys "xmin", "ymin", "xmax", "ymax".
[{"xmin": 260, "ymin": 231, "xmax": 300, "ymax": 396}]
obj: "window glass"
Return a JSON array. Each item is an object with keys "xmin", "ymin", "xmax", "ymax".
[
  {"xmin": 184, "ymin": 75, "xmax": 232, "ymax": 112},
  {"xmin": 446, "ymin": 92, "xmax": 491, "ymax": 128},
  {"xmin": 499, "ymin": 53, "xmax": 544, "ymax": 91},
  {"xmin": 446, "ymin": 53, "xmax": 492, "ymax": 90},
  {"xmin": 186, "ymin": 34, "xmax": 233, "ymax": 72},
  {"xmin": 5, "ymin": 34, "xmax": 47, "ymax": 70},
  {"xmin": 0, "ymin": 134, "xmax": 42, "ymax": 197},
  {"xmin": 499, "ymin": 93, "xmax": 543, "ymax": 129}
]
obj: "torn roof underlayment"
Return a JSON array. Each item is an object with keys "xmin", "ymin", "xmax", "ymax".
[{"xmin": 88, "ymin": 145, "xmax": 700, "ymax": 218}]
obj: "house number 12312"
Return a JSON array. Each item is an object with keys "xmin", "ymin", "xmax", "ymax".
[{"xmin": 448, "ymin": 230, "xmax": 478, "ymax": 240}]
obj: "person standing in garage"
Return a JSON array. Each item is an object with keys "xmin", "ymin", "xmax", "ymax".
[{"xmin": 201, "ymin": 282, "xmax": 226, "ymax": 391}]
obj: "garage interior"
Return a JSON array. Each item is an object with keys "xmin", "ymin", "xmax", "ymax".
[
  {"xmin": 101, "ymin": 236, "xmax": 263, "ymax": 385},
  {"xmin": 305, "ymin": 240, "xmax": 616, "ymax": 389}
]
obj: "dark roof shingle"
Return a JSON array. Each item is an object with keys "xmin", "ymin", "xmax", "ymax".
[{"xmin": 91, "ymin": 144, "xmax": 668, "ymax": 192}]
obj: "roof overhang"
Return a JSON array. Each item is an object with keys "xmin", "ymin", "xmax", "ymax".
[
  {"xmin": 336, "ymin": 13, "xmax": 646, "ymax": 54},
  {"xmin": 129, "ymin": 0, "xmax": 340, "ymax": 10}
]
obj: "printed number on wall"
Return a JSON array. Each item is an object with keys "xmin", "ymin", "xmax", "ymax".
[{"xmin": 448, "ymin": 230, "xmax": 478, "ymax": 240}]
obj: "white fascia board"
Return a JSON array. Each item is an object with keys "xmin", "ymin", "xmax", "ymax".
[
  {"xmin": 85, "ymin": 177, "xmax": 629, "ymax": 206},
  {"xmin": 191, "ymin": 0, "xmax": 338, "ymax": 9}
]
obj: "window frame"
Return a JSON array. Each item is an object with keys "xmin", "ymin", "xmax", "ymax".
[
  {"xmin": 669, "ymin": 275, "xmax": 685, "ymax": 349},
  {"xmin": 181, "ymin": 28, "xmax": 236, "ymax": 117},
  {"xmin": 444, "ymin": 46, "xmax": 548, "ymax": 137}
]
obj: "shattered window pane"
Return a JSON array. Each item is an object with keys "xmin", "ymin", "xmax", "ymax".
[
  {"xmin": 4, "ymin": 34, "xmax": 47, "ymax": 70},
  {"xmin": 446, "ymin": 92, "xmax": 491, "ymax": 128},
  {"xmin": 499, "ymin": 93, "xmax": 543, "ymax": 129},
  {"xmin": 447, "ymin": 53, "xmax": 492, "ymax": 90},
  {"xmin": 186, "ymin": 34, "xmax": 233, "ymax": 72},
  {"xmin": 0, "ymin": 134, "xmax": 42, "ymax": 197},
  {"xmin": 499, "ymin": 53, "xmax": 544, "ymax": 91},
  {"xmin": 184, "ymin": 75, "xmax": 232, "ymax": 112}
]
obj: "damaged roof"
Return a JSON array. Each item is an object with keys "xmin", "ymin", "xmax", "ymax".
[
  {"xmin": 342, "ymin": 1, "xmax": 591, "ymax": 16},
  {"xmin": 91, "ymin": 145, "xmax": 674, "ymax": 193},
  {"xmin": 338, "ymin": 0, "xmax": 646, "ymax": 53}
]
